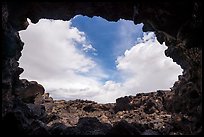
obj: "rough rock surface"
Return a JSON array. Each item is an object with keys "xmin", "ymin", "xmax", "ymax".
[
  {"xmin": 39, "ymin": 90, "xmax": 200, "ymax": 135},
  {"xmin": 2, "ymin": 1, "xmax": 202, "ymax": 135}
]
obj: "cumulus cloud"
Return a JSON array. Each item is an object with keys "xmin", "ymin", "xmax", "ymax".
[
  {"xmin": 115, "ymin": 32, "xmax": 183, "ymax": 93},
  {"xmin": 19, "ymin": 18, "xmax": 182, "ymax": 104},
  {"xmin": 19, "ymin": 19, "xmax": 97, "ymax": 79},
  {"xmin": 19, "ymin": 18, "xmax": 107, "ymax": 100}
]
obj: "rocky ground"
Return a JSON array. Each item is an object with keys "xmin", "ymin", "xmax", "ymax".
[{"xmin": 35, "ymin": 90, "xmax": 199, "ymax": 135}]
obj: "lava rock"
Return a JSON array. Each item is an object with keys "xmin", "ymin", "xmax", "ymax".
[
  {"xmin": 114, "ymin": 96, "xmax": 132, "ymax": 112},
  {"xmin": 26, "ymin": 103, "xmax": 46, "ymax": 119},
  {"xmin": 83, "ymin": 105, "xmax": 96, "ymax": 112},
  {"xmin": 107, "ymin": 120, "xmax": 141, "ymax": 135},
  {"xmin": 141, "ymin": 129, "xmax": 160, "ymax": 135},
  {"xmin": 15, "ymin": 79, "xmax": 45, "ymax": 103},
  {"xmin": 29, "ymin": 120, "xmax": 50, "ymax": 135},
  {"xmin": 49, "ymin": 123, "xmax": 67, "ymax": 135},
  {"xmin": 76, "ymin": 117, "xmax": 112, "ymax": 135}
]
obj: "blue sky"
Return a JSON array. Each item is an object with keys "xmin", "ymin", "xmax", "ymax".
[
  {"xmin": 18, "ymin": 16, "xmax": 182, "ymax": 103},
  {"xmin": 71, "ymin": 15, "xmax": 143, "ymax": 82}
]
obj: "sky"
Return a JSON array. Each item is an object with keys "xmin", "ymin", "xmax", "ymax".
[{"xmin": 18, "ymin": 15, "xmax": 183, "ymax": 103}]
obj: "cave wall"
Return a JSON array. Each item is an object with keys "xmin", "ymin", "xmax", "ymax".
[{"xmin": 2, "ymin": 0, "xmax": 202, "ymax": 135}]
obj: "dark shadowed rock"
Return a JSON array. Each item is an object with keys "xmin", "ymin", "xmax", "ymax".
[
  {"xmin": 107, "ymin": 120, "xmax": 141, "ymax": 135},
  {"xmin": 76, "ymin": 117, "xmax": 112, "ymax": 135},
  {"xmin": 2, "ymin": 111, "xmax": 31, "ymax": 135},
  {"xmin": 49, "ymin": 123, "xmax": 67, "ymax": 135},
  {"xmin": 26, "ymin": 103, "xmax": 46, "ymax": 119},
  {"xmin": 141, "ymin": 129, "xmax": 160, "ymax": 135},
  {"xmin": 15, "ymin": 79, "xmax": 45, "ymax": 103},
  {"xmin": 144, "ymin": 99, "xmax": 156, "ymax": 114},
  {"xmin": 83, "ymin": 105, "xmax": 96, "ymax": 112},
  {"xmin": 114, "ymin": 96, "xmax": 132, "ymax": 112},
  {"xmin": 29, "ymin": 120, "xmax": 50, "ymax": 135}
]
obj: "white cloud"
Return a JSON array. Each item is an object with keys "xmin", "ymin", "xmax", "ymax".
[
  {"xmin": 113, "ymin": 20, "xmax": 143, "ymax": 57},
  {"xmin": 82, "ymin": 44, "xmax": 96, "ymax": 52},
  {"xmin": 19, "ymin": 18, "xmax": 182, "ymax": 104},
  {"xmin": 19, "ymin": 18, "xmax": 107, "ymax": 101},
  {"xmin": 115, "ymin": 32, "xmax": 183, "ymax": 93},
  {"xmin": 19, "ymin": 19, "xmax": 97, "ymax": 79}
]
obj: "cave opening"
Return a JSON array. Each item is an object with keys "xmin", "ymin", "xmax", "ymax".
[
  {"xmin": 2, "ymin": 1, "xmax": 202, "ymax": 135},
  {"xmin": 18, "ymin": 15, "xmax": 183, "ymax": 104}
]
